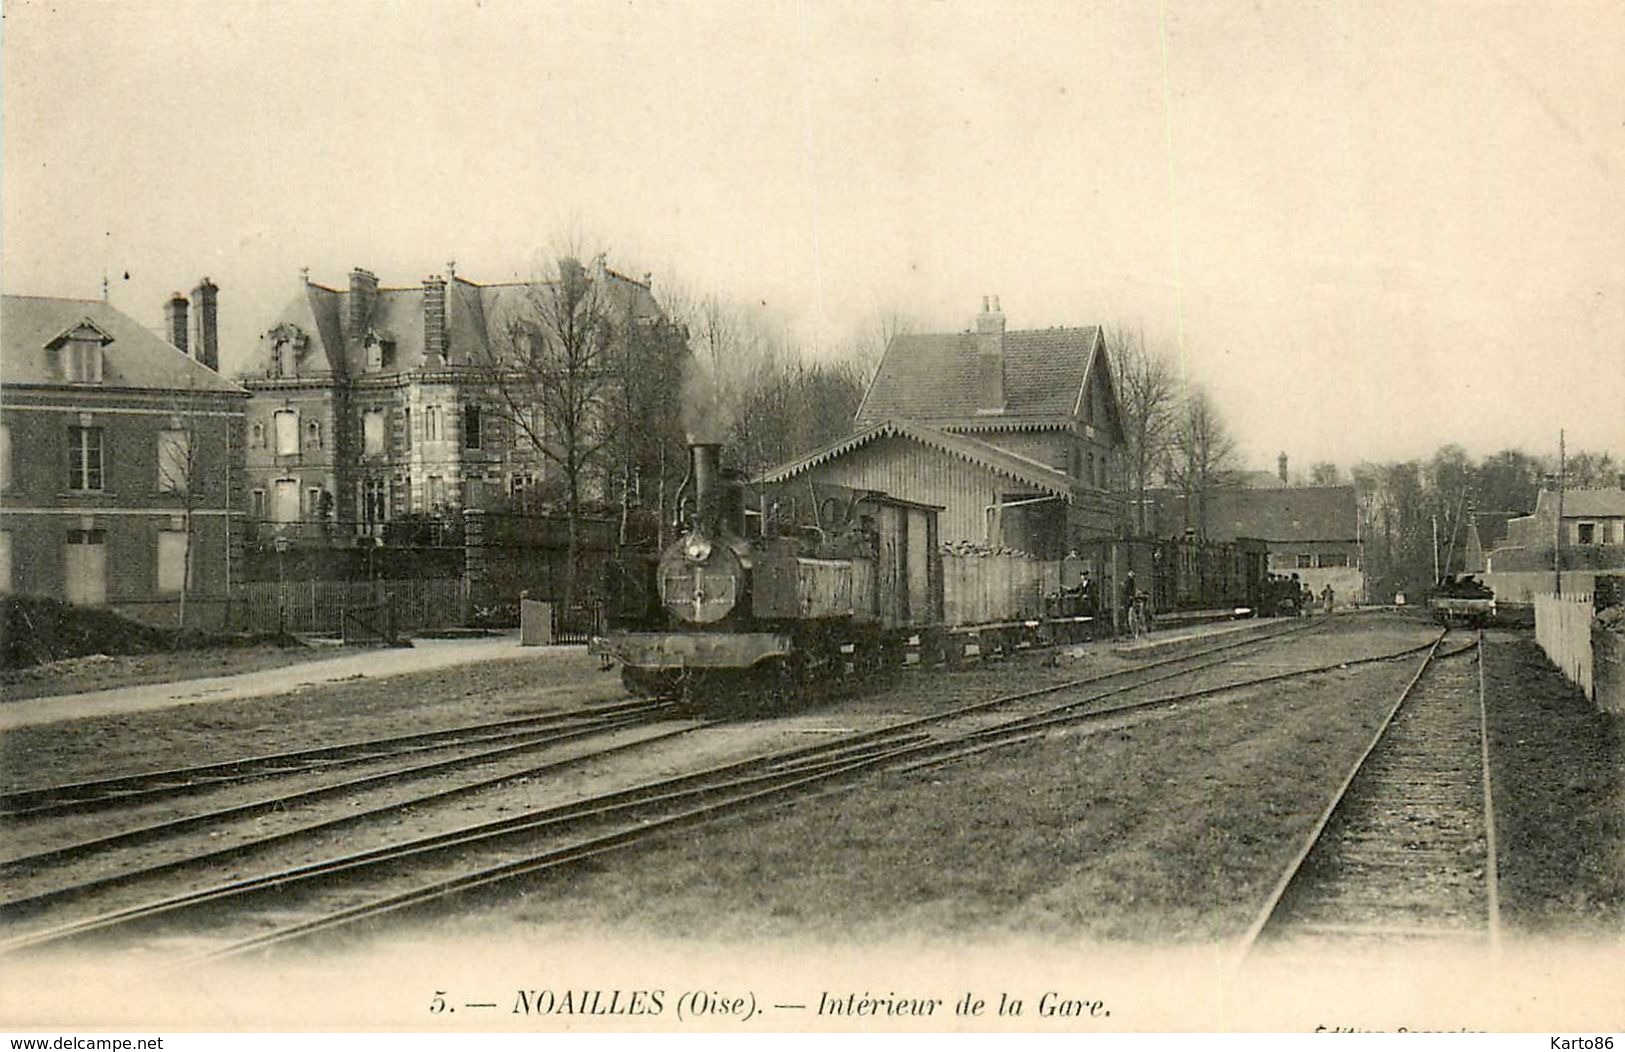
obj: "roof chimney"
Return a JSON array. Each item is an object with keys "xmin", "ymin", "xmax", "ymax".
[
  {"xmin": 165, "ymin": 292, "xmax": 189, "ymax": 354},
  {"xmin": 190, "ymin": 278, "xmax": 218, "ymax": 371},
  {"xmin": 348, "ymin": 267, "xmax": 379, "ymax": 341},
  {"xmin": 1277, "ymin": 452, "xmax": 1289, "ymax": 485},
  {"xmin": 975, "ymin": 295, "xmax": 1006, "ymax": 412},
  {"xmin": 423, "ymin": 273, "xmax": 448, "ymax": 364}
]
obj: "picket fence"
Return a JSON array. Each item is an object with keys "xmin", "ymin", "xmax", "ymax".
[{"xmin": 1533, "ymin": 592, "xmax": 1594, "ymax": 702}]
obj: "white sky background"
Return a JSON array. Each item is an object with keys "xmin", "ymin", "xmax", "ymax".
[{"xmin": 4, "ymin": 0, "xmax": 1622, "ymax": 472}]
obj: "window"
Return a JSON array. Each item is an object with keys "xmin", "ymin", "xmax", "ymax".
[
  {"xmin": 463, "ymin": 404, "xmax": 482, "ymax": 449},
  {"xmin": 1318, "ymin": 552, "xmax": 1349, "ymax": 568},
  {"xmin": 511, "ymin": 472, "xmax": 535, "ymax": 506},
  {"xmin": 1, "ymin": 423, "xmax": 9, "ymax": 490},
  {"xmin": 1295, "ymin": 553, "xmax": 1314, "ymax": 569},
  {"xmin": 157, "ymin": 429, "xmax": 191, "ymax": 493},
  {"xmin": 273, "ymin": 479, "xmax": 299, "ymax": 523},
  {"xmin": 68, "ymin": 427, "xmax": 104, "ymax": 490},
  {"xmin": 251, "ymin": 489, "xmax": 266, "ymax": 521},
  {"xmin": 307, "ymin": 487, "xmax": 324, "ymax": 519},
  {"xmin": 427, "ymin": 475, "xmax": 444, "ymax": 508},
  {"xmin": 1577, "ymin": 523, "xmax": 1597, "ymax": 545},
  {"xmin": 157, "ymin": 531, "xmax": 189, "ymax": 593},
  {"xmin": 0, "ymin": 531, "xmax": 11, "ymax": 593},
  {"xmin": 305, "ymin": 419, "xmax": 322, "ymax": 449},
  {"xmin": 363, "ymin": 410, "xmax": 386, "ymax": 457},
  {"xmin": 381, "ymin": 340, "xmax": 396, "ymax": 369},
  {"xmin": 403, "ymin": 407, "xmax": 412, "ymax": 448},
  {"xmin": 273, "ymin": 410, "xmax": 298, "ymax": 456},
  {"xmin": 251, "ymin": 421, "xmax": 266, "ymax": 449},
  {"xmin": 64, "ymin": 530, "xmax": 107, "ymax": 606},
  {"xmin": 65, "ymin": 342, "xmax": 103, "ymax": 383},
  {"xmin": 362, "ymin": 477, "xmax": 388, "ymax": 524}
]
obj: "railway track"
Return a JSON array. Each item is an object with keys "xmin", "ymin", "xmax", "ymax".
[
  {"xmin": 1238, "ymin": 629, "xmax": 1500, "ymax": 959},
  {"xmin": 2, "ymin": 618, "xmax": 1442, "ymax": 962},
  {"xmin": 0, "ymin": 696, "xmax": 671, "ymax": 819},
  {"xmin": 0, "ymin": 621, "xmax": 1317, "ymax": 925}
]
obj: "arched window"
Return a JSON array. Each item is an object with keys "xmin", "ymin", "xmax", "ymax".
[{"xmin": 305, "ymin": 418, "xmax": 322, "ymax": 449}]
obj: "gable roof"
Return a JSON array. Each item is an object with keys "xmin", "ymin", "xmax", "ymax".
[
  {"xmin": 1150, "ymin": 485, "xmax": 1359, "ymax": 543},
  {"xmin": 1530, "ymin": 487, "xmax": 1625, "ymax": 519},
  {"xmin": 756, "ymin": 418, "xmax": 1081, "ymax": 500},
  {"xmin": 1, "ymin": 294, "xmax": 245, "ymax": 395},
  {"xmin": 855, "ymin": 326, "xmax": 1107, "ymax": 431}
]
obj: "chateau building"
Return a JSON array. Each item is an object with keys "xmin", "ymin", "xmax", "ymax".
[{"xmin": 238, "ymin": 259, "xmax": 682, "ymax": 544}]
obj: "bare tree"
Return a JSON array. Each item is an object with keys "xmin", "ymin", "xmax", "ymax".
[
  {"xmin": 1164, "ymin": 384, "xmax": 1240, "ymax": 541},
  {"xmin": 1108, "ymin": 327, "xmax": 1179, "ymax": 535},
  {"xmin": 1309, "ymin": 461, "xmax": 1341, "ymax": 486},
  {"xmin": 474, "ymin": 253, "xmax": 617, "ymax": 608},
  {"xmin": 156, "ymin": 380, "xmax": 207, "ymax": 628},
  {"xmin": 1565, "ymin": 449, "xmax": 1620, "ymax": 488}
]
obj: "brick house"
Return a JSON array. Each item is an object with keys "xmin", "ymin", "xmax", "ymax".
[
  {"xmin": 238, "ymin": 259, "xmax": 684, "ymax": 546},
  {"xmin": 808, "ymin": 297, "xmax": 1124, "ymax": 553},
  {"xmin": 0, "ymin": 288, "xmax": 248, "ymax": 627}
]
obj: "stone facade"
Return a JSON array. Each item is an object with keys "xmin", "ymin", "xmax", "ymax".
[{"xmin": 238, "ymin": 261, "xmax": 685, "ymax": 547}]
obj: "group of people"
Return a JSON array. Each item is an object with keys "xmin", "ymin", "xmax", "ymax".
[{"xmin": 1262, "ymin": 572, "xmax": 1336, "ymax": 617}]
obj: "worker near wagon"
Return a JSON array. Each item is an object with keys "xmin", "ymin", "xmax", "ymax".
[
  {"xmin": 1077, "ymin": 569, "xmax": 1096, "ymax": 617},
  {"xmin": 1320, "ymin": 584, "xmax": 1335, "ymax": 615}
]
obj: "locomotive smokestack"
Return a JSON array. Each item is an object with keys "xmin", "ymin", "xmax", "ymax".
[{"xmin": 691, "ymin": 442, "xmax": 722, "ymax": 534}]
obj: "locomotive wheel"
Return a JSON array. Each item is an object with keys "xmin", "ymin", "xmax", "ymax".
[{"xmin": 621, "ymin": 666, "xmax": 681, "ymax": 699}]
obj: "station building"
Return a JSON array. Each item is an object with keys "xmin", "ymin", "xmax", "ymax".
[{"xmin": 759, "ymin": 299, "xmax": 1125, "ymax": 558}]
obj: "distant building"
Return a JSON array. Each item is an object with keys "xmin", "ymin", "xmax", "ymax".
[
  {"xmin": 0, "ymin": 289, "xmax": 248, "ymax": 626},
  {"xmin": 237, "ymin": 259, "xmax": 683, "ymax": 545},
  {"xmin": 801, "ymin": 297, "xmax": 1123, "ymax": 553},
  {"xmin": 1489, "ymin": 488, "xmax": 1625, "ymax": 572},
  {"xmin": 1148, "ymin": 485, "xmax": 1365, "ymax": 601}
]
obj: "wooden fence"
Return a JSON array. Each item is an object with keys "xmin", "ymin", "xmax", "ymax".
[
  {"xmin": 1483, "ymin": 570, "xmax": 1624, "ymax": 605},
  {"xmin": 235, "ymin": 578, "xmax": 470, "ymax": 635},
  {"xmin": 1534, "ymin": 592, "xmax": 1594, "ymax": 701}
]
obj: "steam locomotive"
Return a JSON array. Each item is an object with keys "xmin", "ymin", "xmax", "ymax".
[{"xmin": 597, "ymin": 442, "xmax": 942, "ymax": 701}]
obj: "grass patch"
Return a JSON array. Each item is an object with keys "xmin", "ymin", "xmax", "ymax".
[
  {"xmin": 455, "ymin": 661, "xmax": 1421, "ymax": 945},
  {"xmin": 1484, "ymin": 630, "xmax": 1625, "ymax": 933}
]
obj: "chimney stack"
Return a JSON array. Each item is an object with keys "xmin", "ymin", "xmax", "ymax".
[
  {"xmin": 190, "ymin": 278, "xmax": 218, "ymax": 371},
  {"xmin": 348, "ymin": 267, "xmax": 379, "ymax": 341},
  {"xmin": 423, "ymin": 273, "xmax": 448, "ymax": 363},
  {"xmin": 975, "ymin": 295, "xmax": 1006, "ymax": 412},
  {"xmin": 1277, "ymin": 452, "xmax": 1289, "ymax": 485},
  {"xmin": 165, "ymin": 292, "xmax": 189, "ymax": 354}
]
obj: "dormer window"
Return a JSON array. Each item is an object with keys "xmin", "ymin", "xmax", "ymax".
[
  {"xmin": 50, "ymin": 320, "xmax": 113, "ymax": 384},
  {"xmin": 265, "ymin": 323, "xmax": 308, "ymax": 379}
]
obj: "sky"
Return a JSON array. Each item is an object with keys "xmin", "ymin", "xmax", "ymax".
[{"xmin": 4, "ymin": 0, "xmax": 1622, "ymax": 473}]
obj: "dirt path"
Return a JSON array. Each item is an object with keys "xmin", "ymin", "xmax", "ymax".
[{"xmin": 0, "ymin": 635, "xmax": 581, "ymax": 731}]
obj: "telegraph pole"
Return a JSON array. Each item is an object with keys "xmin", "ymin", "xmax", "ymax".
[{"xmin": 1555, "ymin": 429, "xmax": 1566, "ymax": 597}]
